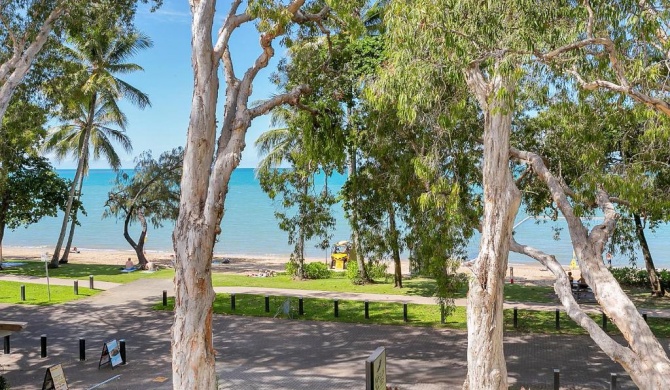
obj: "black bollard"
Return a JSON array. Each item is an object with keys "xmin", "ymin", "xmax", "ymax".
[
  {"xmin": 231, "ymin": 294, "xmax": 236, "ymax": 310},
  {"xmin": 555, "ymin": 308, "xmax": 560, "ymax": 330},
  {"xmin": 120, "ymin": 339, "xmax": 126, "ymax": 364},
  {"xmin": 41, "ymin": 334, "xmax": 47, "ymax": 358},
  {"xmin": 602, "ymin": 312, "xmax": 608, "ymax": 331},
  {"xmin": 364, "ymin": 301, "xmax": 369, "ymax": 319},
  {"xmin": 89, "ymin": 275, "xmax": 94, "ymax": 289},
  {"xmin": 440, "ymin": 304, "xmax": 446, "ymax": 324},
  {"xmin": 513, "ymin": 307, "xmax": 518, "ymax": 329},
  {"xmin": 3, "ymin": 335, "xmax": 9, "ymax": 354},
  {"xmin": 79, "ymin": 338, "xmax": 85, "ymax": 361},
  {"xmin": 265, "ymin": 296, "xmax": 270, "ymax": 313},
  {"xmin": 610, "ymin": 373, "xmax": 617, "ymax": 389},
  {"xmin": 74, "ymin": 280, "xmax": 79, "ymax": 295},
  {"xmin": 643, "ymin": 313, "xmax": 648, "ymax": 322},
  {"xmin": 403, "ymin": 303, "xmax": 408, "ymax": 322},
  {"xmin": 20, "ymin": 285, "xmax": 25, "ymax": 301},
  {"xmin": 553, "ymin": 369, "xmax": 560, "ymax": 390},
  {"xmin": 334, "ymin": 299, "xmax": 339, "ymax": 317},
  {"xmin": 162, "ymin": 290, "xmax": 168, "ymax": 307},
  {"xmin": 298, "ymin": 297, "xmax": 304, "ymax": 316}
]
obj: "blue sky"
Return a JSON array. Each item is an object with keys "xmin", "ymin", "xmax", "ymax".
[{"xmin": 53, "ymin": 1, "xmax": 281, "ymax": 169}]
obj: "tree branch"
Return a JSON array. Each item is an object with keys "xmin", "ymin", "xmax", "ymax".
[
  {"xmin": 248, "ymin": 85, "xmax": 312, "ymax": 119},
  {"xmin": 509, "ymin": 237, "xmax": 636, "ymax": 366}
]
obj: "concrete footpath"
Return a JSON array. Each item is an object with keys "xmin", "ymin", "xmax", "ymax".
[{"xmin": 0, "ymin": 276, "xmax": 658, "ymax": 389}]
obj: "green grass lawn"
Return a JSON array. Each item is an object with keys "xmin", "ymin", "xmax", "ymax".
[
  {"xmin": 1, "ymin": 260, "xmax": 173, "ymax": 283},
  {"xmin": 0, "ymin": 280, "xmax": 97, "ymax": 305},
  {"xmin": 154, "ymin": 293, "xmax": 670, "ymax": 337}
]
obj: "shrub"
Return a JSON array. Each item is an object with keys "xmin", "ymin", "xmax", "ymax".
[
  {"xmin": 610, "ymin": 267, "xmax": 670, "ymax": 288},
  {"xmin": 284, "ymin": 261, "xmax": 298, "ymax": 277},
  {"xmin": 367, "ymin": 259, "xmax": 390, "ymax": 280},
  {"xmin": 345, "ymin": 260, "xmax": 364, "ymax": 284},
  {"xmin": 0, "ymin": 375, "xmax": 9, "ymax": 390},
  {"xmin": 303, "ymin": 262, "xmax": 332, "ymax": 279}
]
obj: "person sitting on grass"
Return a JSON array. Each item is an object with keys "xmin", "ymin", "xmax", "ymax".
[
  {"xmin": 577, "ymin": 275, "xmax": 588, "ymax": 289},
  {"xmin": 125, "ymin": 258, "xmax": 134, "ymax": 270}
]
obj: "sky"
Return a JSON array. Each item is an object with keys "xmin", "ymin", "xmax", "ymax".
[{"xmin": 52, "ymin": 0, "xmax": 282, "ymax": 170}]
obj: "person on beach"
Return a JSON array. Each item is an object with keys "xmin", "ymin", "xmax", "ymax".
[
  {"xmin": 606, "ymin": 252, "xmax": 612, "ymax": 267},
  {"xmin": 125, "ymin": 258, "xmax": 134, "ymax": 270},
  {"xmin": 568, "ymin": 271, "xmax": 574, "ymax": 284},
  {"xmin": 577, "ymin": 275, "xmax": 588, "ymax": 289}
]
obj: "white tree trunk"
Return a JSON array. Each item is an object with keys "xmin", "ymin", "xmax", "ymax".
[
  {"xmin": 463, "ymin": 68, "xmax": 520, "ymax": 390},
  {"xmin": 511, "ymin": 147, "xmax": 670, "ymax": 388},
  {"xmin": 0, "ymin": 4, "xmax": 64, "ymax": 122},
  {"xmin": 175, "ymin": 1, "xmax": 322, "ymax": 387}
]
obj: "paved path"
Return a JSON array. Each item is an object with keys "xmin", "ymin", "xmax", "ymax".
[{"xmin": 0, "ymin": 275, "xmax": 662, "ymax": 389}]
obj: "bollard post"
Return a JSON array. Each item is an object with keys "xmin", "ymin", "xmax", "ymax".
[
  {"xmin": 41, "ymin": 334, "xmax": 47, "ymax": 358},
  {"xmin": 602, "ymin": 312, "xmax": 608, "ymax": 331},
  {"xmin": 364, "ymin": 300, "xmax": 369, "ymax": 319},
  {"xmin": 610, "ymin": 373, "xmax": 617, "ymax": 389},
  {"xmin": 513, "ymin": 307, "xmax": 518, "ymax": 329},
  {"xmin": 3, "ymin": 335, "xmax": 9, "ymax": 354},
  {"xmin": 119, "ymin": 339, "xmax": 126, "ymax": 364},
  {"xmin": 334, "ymin": 300, "xmax": 339, "ymax": 318},
  {"xmin": 162, "ymin": 290, "xmax": 168, "ymax": 306},
  {"xmin": 298, "ymin": 297, "xmax": 304, "ymax": 316},
  {"xmin": 553, "ymin": 369, "xmax": 560, "ymax": 390},
  {"xmin": 510, "ymin": 266, "xmax": 514, "ymax": 284},
  {"xmin": 231, "ymin": 294, "xmax": 236, "ymax": 310},
  {"xmin": 74, "ymin": 280, "xmax": 79, "ymax": 295},
  {"xmin": 79, "ymin": 338, "xmax": 85, "ymax": 361},
  {"xmin": 89, "ymin": 275, "xmax": 94, "ymax": 289},
  {"xmin": 20, "ymin": 285, "xmax": 25, "ymax": 301},
  {"xmin": 403, "ymin": 303, "xmax": 408, "ymax": 322},
  {"xmin": 265, "ymin": 296, "xmax": 270, "ymax": 313},
  {"xmin": 643, "ymin": 313, "xmax": 648, "ymax": 323},
  {"xmin": 555, "ymin": 309, "xmax": 560, "ymax": 330}
]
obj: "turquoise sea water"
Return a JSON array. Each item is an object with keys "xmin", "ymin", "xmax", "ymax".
[{"xmin": 4, "ymin": 168, "xmax": 670, "ymax": 267}]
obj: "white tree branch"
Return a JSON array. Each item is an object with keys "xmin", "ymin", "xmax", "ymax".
[
  {"xmin": 509, "ymin": 238, "xmax": 637, "ymax": 367},
  {"xmin": 248, "ymin": 85, "xmax": 311, "ymax": 119}
]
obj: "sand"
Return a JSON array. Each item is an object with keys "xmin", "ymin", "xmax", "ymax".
[{"xmin": 0, "ymin": 246, "xmax": 570, "ymax": 285}]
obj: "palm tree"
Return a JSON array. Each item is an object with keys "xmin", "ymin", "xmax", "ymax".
[{"xmin": 45, "ymin": 26, "xmax": 151, "ymax": 268}]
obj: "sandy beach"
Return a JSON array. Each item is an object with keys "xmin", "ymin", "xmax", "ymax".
[{"xmin": 1, "ymin": 246, "xmax": 567, "ymax": 286}]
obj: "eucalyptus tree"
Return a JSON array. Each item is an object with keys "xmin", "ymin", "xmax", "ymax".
[
  {"xmin": 175, "ymin": 1, "xmax": 363, "ymax": 387},
  {"xmin": 256, "ymin": 123, "xmax": 336, "ymax": 279},
  {"xmin": 379, "ymin": 2, "xmax": 578, "ymax": 387},
  {"xmin": 44, "ymin": 25, "xmax": 151, "ymax": 268},
  {"xmin": 0, "ymin": 0, "xmax": 161, "ymax": 126},
  {"xmin": 104, "ymin": 148, "xmax": 182, "ymax": 268}
]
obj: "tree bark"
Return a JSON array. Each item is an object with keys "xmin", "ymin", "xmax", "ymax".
[
  {"xmin": 634, "ymin": 213, "xmax": 664, "ymax": 296},
  {"xmin": 0, "ymin": 4, "xmax": 64, "ymax": 121},
  {"xmin": 463, "ymin": 67, "xmax": 520, "ymax": 390},
  {"xmin": 348, "ymin": 145, "xmax": 371, "ymax": 282},
  {"xmin": 61, "ymin": 175, "xmax": 85, "ymax": 263},
  {"xmin": 174, "ymin": 2, "xmax": 327, "ymax": 387},
  {"xmin": 511, "ymin": 147, "xmax": 670, "ymax": 388},
  {"xmin": 388, "ymin": 203, "xmax": 402, "ymax": 288},
  {"xmin": 51, "ymin": 93, "xmax": 95, "ymax": 268}
]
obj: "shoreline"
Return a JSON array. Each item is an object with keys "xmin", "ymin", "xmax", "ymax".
[{"xmin": 1, "ymin": 246, "xmax": 582, "ymax": 286}]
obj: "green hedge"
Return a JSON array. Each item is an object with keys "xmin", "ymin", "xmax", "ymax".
[{"xmin": 610, "ymin": 267, "xmax": 670, "ymax": 288}]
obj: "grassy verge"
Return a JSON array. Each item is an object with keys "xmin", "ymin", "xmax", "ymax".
[
  {"xmin": 1, "ymin": 260, "xmax": 173, "ymax": 282},
  {"xmin": 154, "ymin": 293, "xmax": 670, "ymax": 337},
  {"xmin": 0, "ymin": 280, "xmax": 97, "ymax": 305}
]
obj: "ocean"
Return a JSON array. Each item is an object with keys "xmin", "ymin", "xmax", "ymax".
[{"xmin": 4, "ymin": 168, "xmax": 670, "ymax": 268}]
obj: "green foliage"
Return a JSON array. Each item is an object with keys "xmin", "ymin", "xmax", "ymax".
[
  {"xmin": 345, "ymin": 259, "xmax": 363, "ymax": 284},
  {"xmin": 0, "ymin": 374, "xmax": 8, "ymax": 390},
  {"xmin": 104, "ymin": 148, "xmax": 183, "ymax": 228},
  {"xmin": 366, "ymin": 259, "xmax": 389, "ymax": 280},
  {"xmin": 610, "ymin": 267, "xmax": 670, "ymax": 288},
  {"xmin": 303, "ymin": 262, "xmax": 332, "ymax": 279}
]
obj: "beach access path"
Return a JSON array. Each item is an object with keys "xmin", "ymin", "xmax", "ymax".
[{"xmin": 0, "ymin": 275, "xmax": 665, "ymax": 389}]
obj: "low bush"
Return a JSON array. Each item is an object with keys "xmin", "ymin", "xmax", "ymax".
[
  {"xmin": 610, "ymin": 267, "xmax": 670, "ymax": 288},
  {"xmin": 303, "ymin": 262, "xmax": 332, "ymax": 279}
]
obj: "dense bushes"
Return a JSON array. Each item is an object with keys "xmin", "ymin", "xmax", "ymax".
[
  {"xmin": 610, "ymin": 267, "xmax": 670, "ymax": 288},
  {"xmin": 285, "ymin": 260, "xmax": 332, "ymax": 279},
  {"xmin": 346, "ymin": 259, "xmax": 391, "ymax": 284}
]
